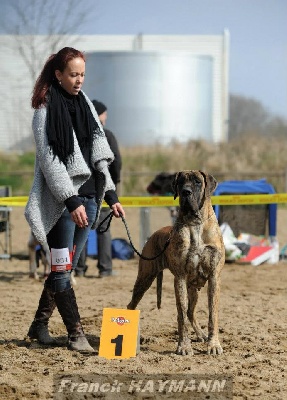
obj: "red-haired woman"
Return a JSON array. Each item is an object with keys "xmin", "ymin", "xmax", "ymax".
[{"xmin": 25, "ymin": 47, "xmax": 125, "ymax": 352}]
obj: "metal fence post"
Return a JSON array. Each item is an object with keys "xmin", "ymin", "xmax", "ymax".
[{"xmin": 139, "ymin": 207, "xmax": 151, "ymax": 251}]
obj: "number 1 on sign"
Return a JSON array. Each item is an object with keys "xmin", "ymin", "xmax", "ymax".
[{"xmin": 111, "ymin": 334, "xmax": 123, "ymax": 356}]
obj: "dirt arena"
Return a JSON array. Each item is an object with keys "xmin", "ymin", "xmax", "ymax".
[{"xmin": 0, "ymin": 206, "xmax": 286, "ymax": 399}]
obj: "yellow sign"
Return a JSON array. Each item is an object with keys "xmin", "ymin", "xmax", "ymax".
[{"xmin": 99, "ymin": 308, "xmax": 140, "ymax": 359}]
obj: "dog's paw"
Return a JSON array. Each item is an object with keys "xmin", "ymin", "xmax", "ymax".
[
  {"xmin": 176, "ymin": 339, "xmax": 194, "ymax": 356},
  {"xmin": 29, "ymin": 271, "xmax": 39, "ymax": 281},
  {"xmin": 207, "ymin": 339, "xmax": 223, "ymax": 355},
  {"xmin": 70, "ymin": 271, "xmax": 77, "ymax": 286}
]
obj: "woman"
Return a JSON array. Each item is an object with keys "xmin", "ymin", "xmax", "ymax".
[{"xmin": 25, "ymin": 47, "xmax": 125, "ymax": 352}]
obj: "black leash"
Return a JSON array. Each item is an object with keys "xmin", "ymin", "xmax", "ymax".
[{"xmin": 96, "ymin": 211, "xmax": 171, "ymax": 261}]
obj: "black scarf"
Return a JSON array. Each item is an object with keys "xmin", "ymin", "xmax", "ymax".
[{"xmin": 46, "ymin": 81, "xmax": 98, "ymax": 165}]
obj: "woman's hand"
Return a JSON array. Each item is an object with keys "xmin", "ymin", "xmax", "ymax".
[
  {"xmin": 70, "ymin": 205, "xmax": 89, "ymax": 228},
  {"xmin": 111, "ymin": 202, "xmax": 125, "ymax": 218}
]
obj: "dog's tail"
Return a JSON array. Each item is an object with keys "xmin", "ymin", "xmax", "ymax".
[{"xmin": 156, "ymin": 271, "xmax": 163, "ymax": 309}]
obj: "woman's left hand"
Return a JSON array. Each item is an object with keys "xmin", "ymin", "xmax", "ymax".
[
  {"xmin": 111, "ymin": 202, "xmax": 125, "ymax": 218},
  {"xmin": 70, "ymin": 204, "xmax": 89, "ymax": 228}
]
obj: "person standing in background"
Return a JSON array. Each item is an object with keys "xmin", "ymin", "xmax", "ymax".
[{"xmin": 75, "ymin": 100, "xmax": 122, "ymax": 278}]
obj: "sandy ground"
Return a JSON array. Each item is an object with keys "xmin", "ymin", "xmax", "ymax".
[{"xmin": 0, "ymin": 206, "xmax": 286, "ymax": 399}]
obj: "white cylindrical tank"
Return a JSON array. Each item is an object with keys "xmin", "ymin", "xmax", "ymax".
[{"xmin": 83, "ymin": 51, "xmax": 213, "ymax": 146}]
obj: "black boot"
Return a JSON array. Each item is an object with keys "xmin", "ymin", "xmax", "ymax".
[
  {"xmin": 54, "ymin": 288, "xmax": 94, "ymax": 352},
  {"xmin": 27, "ymin": 286, "xmax": 57, "ymax": 345}
]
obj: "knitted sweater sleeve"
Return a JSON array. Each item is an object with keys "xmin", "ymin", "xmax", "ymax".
[
  {"xmin": 95, "ymin": 159, "xmax": 116, "ymax": 193},
  {"xmin": 32, "ymin": 107, "xmax": 79, "ymax": 202}
]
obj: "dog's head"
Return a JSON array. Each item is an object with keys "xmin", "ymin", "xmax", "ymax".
[
  {"xmin": 147, "ymin": 172, "xmax": 176, "ymax": 195},
  {"xmin": 172, "ymin": 170, "xmax": 217, "ymax": 214}
]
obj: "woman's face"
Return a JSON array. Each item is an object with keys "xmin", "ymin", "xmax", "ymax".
[{"xmin": 55, "ymin": 57, "xmax": 85, "ymax": 95}]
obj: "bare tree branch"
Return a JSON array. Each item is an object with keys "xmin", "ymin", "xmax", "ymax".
[
  {"xmin": 0, "ymin": 0, "xmax": 97, "ymax": 149},
  {"xmin": 229, "ymin": 94, "xmax": 271, "ymax": 138},
  {"xmin": 1, "ymin": 0, "xmax": 96, "ymax": 81}
]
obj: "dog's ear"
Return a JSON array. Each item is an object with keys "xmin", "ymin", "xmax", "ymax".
[
  {"xmin": 199, "ymin": 171, "xmax": 218, "ymax": 197},
  {"xmin": 172, "ymin": 172, "xmax": 180, "ymax": 200}
]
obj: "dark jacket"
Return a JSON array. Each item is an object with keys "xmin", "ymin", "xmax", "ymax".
[{"xmin": 104, "ymin": 128, "xmax": 122, "ymax": 185}]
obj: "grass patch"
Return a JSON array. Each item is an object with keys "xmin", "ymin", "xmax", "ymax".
[{"xmin": 1, "ymin": 133, "xmax": 287, "ymax": 196}]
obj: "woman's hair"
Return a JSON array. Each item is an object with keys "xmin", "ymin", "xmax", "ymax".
[{"xmin": 31, "ymin": 47, "xmax": 85, "ymax": 109}]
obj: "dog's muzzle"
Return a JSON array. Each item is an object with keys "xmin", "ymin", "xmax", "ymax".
[
  {"xmin": 181, "ymin": 187, "xmax": 193, "ymax": 197},
  {"xmin": 180, "ymin": 185, "xmax": 201, "ymax": 214}
]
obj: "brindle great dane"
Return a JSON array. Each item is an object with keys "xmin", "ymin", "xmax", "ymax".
[{"xmin": 127, "ymin": 170, "xmax": 225, "ymax": 355}]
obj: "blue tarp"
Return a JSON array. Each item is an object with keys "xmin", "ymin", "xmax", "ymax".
[
  {"xmin": 86, "ymin": 230, "xmax": 134, "ymax": 260},
  {"xmin": 213, "ymin": 179, "xmax": 277, "ymax": 236},
  {"xmin": 87, "ymin": 229, "xmax": 98, "ymax": 256}
]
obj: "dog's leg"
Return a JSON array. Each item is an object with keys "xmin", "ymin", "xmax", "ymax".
[
  {"xmin": 174, "ymin": 276, "xmax": 193, "ymax": 355},
  {"xmin": 127, "ymin": 264, "xmax": 158, "ymax": 310},
  {"xmin": 200, "ymin": 245, "xmax": 223, "ymax": 355},
  {"xmin": 41, "ymin": 242, "xmax": 51, "ymax": 278},
  {"xmin": 187, "ymin": 287, "xmax": 208, "ymax": 342},
  {"xmin": 207, "ymin": 274, "xmax": 223, "ymax": 355},
  {"xmin": 28, "ymin": 233, "xmax": 39, "ymax": 280}
]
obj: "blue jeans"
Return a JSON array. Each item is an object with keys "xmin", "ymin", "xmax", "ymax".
[{"xmin": 45, "ymin": 197, "xmax": 97, "ymax": 292}]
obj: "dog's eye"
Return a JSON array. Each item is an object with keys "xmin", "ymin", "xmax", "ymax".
[{"xmin": 195, "ymin": 180, "xmax": 201, "ymax": 186}]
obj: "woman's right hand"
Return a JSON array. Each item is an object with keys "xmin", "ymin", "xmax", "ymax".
[
  {"xmin": 70, "ymin": 205, "xmax": 89, "ymax": 228},
  {"xmin": 111, "ymin": 202, "xmax": 125, "ymax": 218}
]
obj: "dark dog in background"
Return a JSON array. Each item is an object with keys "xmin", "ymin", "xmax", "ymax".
[
  {"xmin": 128, "ymin": 170, "xmax": 225, "ymax": 356},
  {"xmin": 146, "ymin": 172, "xmax": 176, "ymax": 196},
  {"xmin": 147, "ymin": 172, "xmax": 178, "ymax": 224}
]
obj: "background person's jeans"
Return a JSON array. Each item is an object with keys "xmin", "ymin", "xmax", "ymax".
[
  {"xmin": 97, "ymin": 207, "xmax": 113, "ymax": 275},
  {"xmin": 45, "ymin": 197, "xmax": 97, "ymax": 292}
]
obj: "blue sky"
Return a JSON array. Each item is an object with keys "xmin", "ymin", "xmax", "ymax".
[
  {"xmin": 85, "ymin": 0, "xmax": 287, "ymax": 119},
  {"xmin": 2, "ymin": 0, "xmax": 287, "ymax": 119}
]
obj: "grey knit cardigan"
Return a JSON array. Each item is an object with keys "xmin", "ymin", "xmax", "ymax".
[{"xmin": 25, "ymin": 91, "xmax": 115, "ymax": 245}]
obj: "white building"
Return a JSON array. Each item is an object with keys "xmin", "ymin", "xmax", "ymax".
[{"xmin": 0, "ymin": 32, "xmax": 229, "ymax": 151}]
